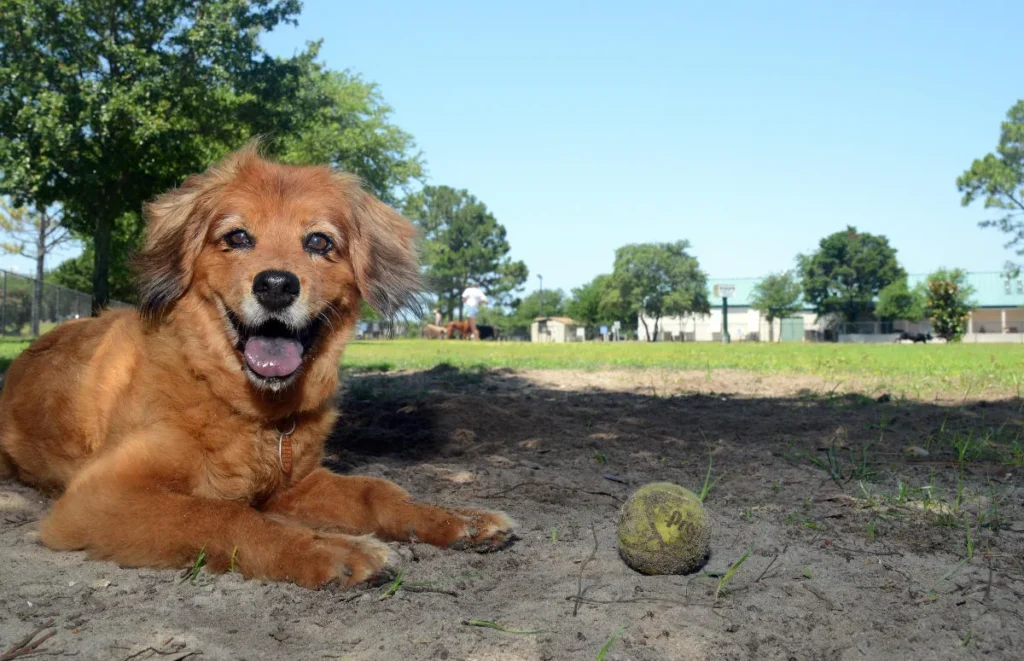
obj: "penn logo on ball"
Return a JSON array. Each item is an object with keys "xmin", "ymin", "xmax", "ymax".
[{"xmin": 616, "ymin": 482, "xmax": 711, "ymax": 575}]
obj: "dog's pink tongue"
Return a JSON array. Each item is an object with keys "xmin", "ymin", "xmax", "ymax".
[{"xmin": 243, "ymin": 337, "xmax": 303, "ymax": 378}]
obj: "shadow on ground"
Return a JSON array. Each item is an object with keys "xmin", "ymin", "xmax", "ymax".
[
  {"xmin": 329, "ymin": 362, "xmax": 1023, "ymax": 499},
  {"xmin": 3, "ymin": 363, "xmax": 1023, "ymax": 660}
]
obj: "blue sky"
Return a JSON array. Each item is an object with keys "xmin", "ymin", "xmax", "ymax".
[
  {"xmin": 260, "ymin": 0, "xmax": 1023, "ymax": 295},
  {"xmin": 9, "ymin": 1, "xmax": 1021, "ymax": 298}
]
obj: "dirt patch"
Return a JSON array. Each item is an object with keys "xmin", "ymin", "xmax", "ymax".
[{"xmin": 2, "ymin": 368, "xmax": 1023, "ymax": 660}]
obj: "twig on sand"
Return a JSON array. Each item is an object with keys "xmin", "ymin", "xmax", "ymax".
[
  {"xmin": 755, "ymin": 544, "xmax": 787, "ymax": 583},
  {"xmin": 828, "ymin": 544, "xmax": 903, "ymax": 557},
  {"xmin": 1, "ymin": 517, "xmax": 37, "ymax": 532},
  {"xmin": 754, "ymin": 557, "xmax": 779, "ymax": 584},
  {"xmin": 984, "ymin": 554, "xmax": 994, "ymax": 603},
  {"xmin": 461, "ymin": 620, "xmax": 548, "ymax": 635},
  {"xmin": 573, "ymin": 523, "xmax": 599, "ymax": 617},
  {"xmin": 803, "ymin": 583, "xmax": 841, "ymax": 611},
  {"xmin": 1, "ymin": 620, "xmax": 56, "ymax": 661},
  {"xmin": 476, "ymin": 482, "xmax": 623, "ymax": 504},
  {"xmin": 120, "ymin": 647, "xmax": 200, "ymax": 661},
  {"xmin": 567, "ymin": 595, "xmax": 691, "ymax": 608},
  {"xmin": 402, "ymin": 586, "xmax": 459, "ymax": 597}
]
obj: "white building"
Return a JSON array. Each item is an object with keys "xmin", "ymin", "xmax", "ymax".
[
  {"xmin": 638, "ymin": 273, "xmax": 1024, "ymax": 343},
  {"xmin": 531, "ymin": 316, "xmax": 581, "ymax": 343}
]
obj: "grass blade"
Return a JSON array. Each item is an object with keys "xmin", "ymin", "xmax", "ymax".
[
  {"xmin": 715, "ymin": 545, "xmax": 754, "ymax": 602},
  {"xmin": 595, "ymin": 625, "xmax": 625, "ymax": 661}
]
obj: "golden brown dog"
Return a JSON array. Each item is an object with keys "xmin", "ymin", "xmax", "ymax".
[
  {"xmin": 420, "ymin": 323, "xmax": 448, "ymax": 339},
  {"xmin": 0, "ymin": 145, "xmax": 514, "ymax": 588},
  {"xmin": 445, "ymin": 320, "xmax": 475, "ymax": 340}
]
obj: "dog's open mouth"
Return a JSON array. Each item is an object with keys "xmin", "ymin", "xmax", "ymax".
[{"xmin": 225, "ymin": 310, "xmax": 323, "ymax": 382}]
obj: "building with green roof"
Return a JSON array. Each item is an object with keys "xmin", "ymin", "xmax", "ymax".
[{"xmin": 638, "ymin": 272, "xmax": 1024, "ymax": 343}]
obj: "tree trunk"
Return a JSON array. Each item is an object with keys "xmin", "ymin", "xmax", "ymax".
[
  {"xmin": 639, "ymin": 315, "xmax": 650, "ymax": 341},
  {"xmin": 652, "ymin": 316, "xmax": 661, "ymax": 342},
  {"xmin": 92, "ymin": 215, "xmax": 113, "ymax": 315},
  {"xmin": 767, "ymin": 317, "xmax": 774, "ymax": 343},
  {"xmin": 31, "ymin": 212, "xmax": 46, "ymax": 336},
  {"xmin": 458, "ymin": 278, "xmax": 466, "ymax": 321}
]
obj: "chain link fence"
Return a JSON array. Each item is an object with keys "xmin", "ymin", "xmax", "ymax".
[
  {"xmin": 0, "ymin": 270, "xmax": 132, "ymax": 337},
  {"xmin": 835, "ymin": 320, "xmax": 932, "ymax": 336}
]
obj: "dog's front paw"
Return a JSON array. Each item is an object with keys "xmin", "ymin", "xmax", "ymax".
[
  {"xmin": 447, "ymin": 508, "xmax": 517, "ymax": 552},
  {"xmin": 335, "ymin": 534, "xmax": 400, "ymax": 586},
  {"xmin": 290, "ymin": 533, "xmax": 397, "ymax": 588}
]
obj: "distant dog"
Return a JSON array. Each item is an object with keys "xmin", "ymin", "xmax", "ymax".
[
  {"xmin": 896, "ymin": 331, "xmax": 932, "ymax": 343},
  {"xmin": 476, "ymin": 325, "xmax": 497, "ymax": 341},
  {"xmin": 421, "ymin": 323, "xmax": 448, "ymax": 339},
  {"xmin": 446, "ymin": 320, "xmax": 474, "ymax": 340}
]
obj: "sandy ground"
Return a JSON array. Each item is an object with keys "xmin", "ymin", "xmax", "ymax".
[{"xmin": 2, "ymin": 366, "xmax": 1023, "ymax": 660}]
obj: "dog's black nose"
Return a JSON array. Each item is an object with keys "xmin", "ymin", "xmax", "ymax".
[{"xmin": 252, "ymin": 270, "xmax": 300, "ymax": 311}]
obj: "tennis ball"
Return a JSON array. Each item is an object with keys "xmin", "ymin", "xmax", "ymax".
[{"xmin": 616, "ymin": 482, "xmax": 711, "ymax": 575}]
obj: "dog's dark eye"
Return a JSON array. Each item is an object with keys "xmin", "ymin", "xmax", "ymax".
[
  {"xmin": 304, "ymin": 233, "xmax": 333, "ymax": 255},
  {"xmin": 224, "ymin": 230, "xmax": 254, "ymax": 250}
]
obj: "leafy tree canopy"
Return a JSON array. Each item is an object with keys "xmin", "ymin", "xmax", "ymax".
[
  {"xmin": 403, "ymin": 185, "xmax": 528, "ymax": 320},
  {"xmin": 749, "ymin": 271, "xmax": 803, "ymax": 342},
  {"xmin": 926, "ymin": 268, "xmax": 975, "ymax": 342},
  {"xmin": 797, "ymin": 226, "xmax": 905, "ymax": 323},
  {"xmin": 957, "ymin": 100, "xmax": 1024, "ymax": 275},
  {"xmin": 875, "ymin": 279, "xmax": 927, "ymax": 322},
  {"xmin": 609, "ymin": 241, "xmax": 710, "ymax": 341},
  {"xmin": 0, "ymin": 0, "xmax": 422, "ymax": 311}
]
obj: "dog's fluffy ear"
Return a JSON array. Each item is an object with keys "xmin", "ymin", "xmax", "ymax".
[
  {"xmin": 133, "ymin": 174, "xmax": 211, "ymax": 319},
  {"xmin": 344, "ymin": 183, "xmax": 421, "ymax": 318},
  {"xmin": 133, "ymin": 146, "xmax": 255, "ymax": 318}
]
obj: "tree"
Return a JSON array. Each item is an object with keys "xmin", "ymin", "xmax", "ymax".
[
  {"xmin": 567, "ymin": 275, "xmax": 610, "ymax": 333},
  {"xmin": 798, "ymin": 226, "xmax": 906, "ymax": 325},
  {"xmin": 403, "ymin": 185, "xmax": 528, "ymax": 320},
  {"xmin": 609, "ymin": 241, "xmax": 710, "ymax": 342},
  {"xmin": 567, "ymin": 274, "xmax": 637, "ymax": 337},
  {"xmin": 505, "ymin": 289, "xmax": 568, "ymax": 336},
  {"xmin": 925, "ymin": 268, "xmax": 975, "ymax": 342},
  {"xmin": 957, "ymin": 100, "xmax": 1024, "ymax": 275},
  {"xmin": 0, "ymin": 200, "xmax": 75, "ymax": 334},
  {"xmin": 275, "ymin": 68, "xmax": 423, "ymax": 204},
  {"xmin": 749, "ymin": 271, "xmax": 802, "ymax": 342},
  {"xmin": 45, "ymin": 61, "xmax": 424, "ymax": 306},
  {"xmin": 875, "ymin": 279, "xmax": 927, "ymax": 322},
  {"xmin": 49, "ymin": 211, "xmax": 145, "ymax": 304},
  {"xmin": 0, "ymin": 1, "xmax": 421, "ymax": 313}
]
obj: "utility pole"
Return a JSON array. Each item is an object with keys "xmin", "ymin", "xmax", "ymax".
[
  {"xmin": 713, "ymin": 284, "xmax": 736, "ymax": 344},
  {"xmin": 538, "ymin": 274, "xmax": 544, "ymax": 318}
]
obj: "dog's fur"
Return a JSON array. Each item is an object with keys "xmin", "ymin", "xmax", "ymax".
[
  {"xmin": 445, "ymin": 320, "xmax": 474, "ymax": 340},
  {"xmin": 476, "ymin": 324, "xmax": 497, "ymax": 341},
  {"xmin": 896, "ymin": 331, "xmax": 932, "ymax": 344},
  {"xmin": 0, "ymin": 146, "xmax": 514, "ymax": 588},
  {"xmin": 420, "ymin": 323, "xmax": 448, "ymax": 339}
]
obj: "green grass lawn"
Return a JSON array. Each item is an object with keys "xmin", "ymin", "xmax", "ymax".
[
  {"xmin": 3, "ymin": 335, "xmax": 1023, "ymax": 397},
  {"xmin": 341, "ymin": 339, "xmax": 1024, "ymax": 396},
  {"xmin": 0, "ymin": 338, "xmax": 30, "ymax": 372}
]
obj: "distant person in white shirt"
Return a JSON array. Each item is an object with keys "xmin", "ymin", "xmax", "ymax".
[{"xmin": 461, "ymin": 283, "xmax": 488, "ymax": 340}]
